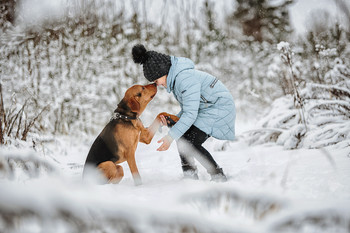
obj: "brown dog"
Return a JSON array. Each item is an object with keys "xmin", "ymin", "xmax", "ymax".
[{"xmin": 83, "ymin": 83, "xmax": 177, "ymax": 185}]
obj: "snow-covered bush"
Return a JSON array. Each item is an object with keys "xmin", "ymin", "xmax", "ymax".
[
  {"xmin": 1, "ymin": 174, "xmax": 349, "ymax": 233},
  {"xmin": 0, "ymin": 149, "xmax": 57, "ymax": 180},
  {"xmin": 244, "ymin": 42, "xmax": 350, "ymax": 149},
  {"xmin": 0, "ymin": 84, "xmax": 49, "ymax": 145},
  {"xmin": 267, "ymin": 203, "xmax": 350, "ymax": 233},
  {"xmin": 182, "ymin": 187, "xmax": 286, "ymax": 221}
]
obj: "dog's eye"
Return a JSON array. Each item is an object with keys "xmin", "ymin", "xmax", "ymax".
[
  {"xmin": 142, "ymin": 87, "xmax": 145, "ymax": 90},
  {"xmin": 136, "ymin": 93, "xmax": 141, "ymax": 97}
]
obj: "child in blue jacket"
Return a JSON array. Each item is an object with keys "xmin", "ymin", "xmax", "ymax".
[{"xmin": 132, "ymin": 44, "xmax": 236, "ymax": 181}]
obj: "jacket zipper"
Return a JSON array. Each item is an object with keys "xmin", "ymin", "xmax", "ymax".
[
  {"xmin": 201, "ymin": 95, "xmax": 208, "ymax": 103},
  {"xmin": 210, "ymin": 78, "xmax": 218, "ymax": 88}
]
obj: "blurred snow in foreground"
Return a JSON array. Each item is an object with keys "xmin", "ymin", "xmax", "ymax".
[{"xmin": 1, "ymin": 133, "xmax": 349, "ymax": 233}]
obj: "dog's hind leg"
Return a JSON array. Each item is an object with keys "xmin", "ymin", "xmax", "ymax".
[{"xmin": 98, "ymin": 161, "xmax": 124, "ymax": 184}]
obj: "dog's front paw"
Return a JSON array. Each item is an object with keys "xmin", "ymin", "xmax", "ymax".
[
  {"xmin": 164, "ymin": 116, "xmax": 176, "ymax": 128},
  {"xmin": 156, "ymin": 112, "xmax": 179, "ymax": 124},
  {"xmin": 133, "ymin": 177, "xmax": 142, "ymax": 186}
]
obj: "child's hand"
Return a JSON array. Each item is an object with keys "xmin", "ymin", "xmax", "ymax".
[
  {"xmin": 157, "ymin": 135, "xmax": 173, "ymax": 151},
  {"xmin": 159, "ymin": 115, "xmax": 168, "ymax": 126}
]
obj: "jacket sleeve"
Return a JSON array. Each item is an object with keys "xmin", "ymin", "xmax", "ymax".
[
  {"xmin": 176, "ymin": 110, "xmax": 183, "ymax": 118},
  {"xmin": 168, "ymin": 74, "xmax": 201, "ymax": 140}
]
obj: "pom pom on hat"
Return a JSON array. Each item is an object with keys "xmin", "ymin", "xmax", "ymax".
[{"xmin": 132, "ymin": 44, "xmax": 148, "ymax": 64}]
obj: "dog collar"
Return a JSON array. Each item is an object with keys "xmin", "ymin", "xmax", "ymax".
[{"xmin": 111, "ymin": 112, "xmax": 138, "ymax": 121}]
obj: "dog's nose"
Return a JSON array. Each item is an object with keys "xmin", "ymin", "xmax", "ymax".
[{"xmin": 152, "ymin": 83, "xmax": 157, "ymax": 87}]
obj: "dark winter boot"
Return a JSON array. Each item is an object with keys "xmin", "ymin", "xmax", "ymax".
[
  {"xmin": 210, "ymin": 168, "xmax": 227, "ymax": 182},
  {"xmin": 182, "ymin": 165, "xmax": 199, "ymax": 180}
]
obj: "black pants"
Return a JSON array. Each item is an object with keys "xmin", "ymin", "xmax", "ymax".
[{"xmin": 177, "ymin": 125, "xmax": 220, "ymax": 175}]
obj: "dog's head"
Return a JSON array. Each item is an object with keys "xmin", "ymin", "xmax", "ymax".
[{"xmin": 117, "ymin": 83, "xmax": 157, "ymax": 116}]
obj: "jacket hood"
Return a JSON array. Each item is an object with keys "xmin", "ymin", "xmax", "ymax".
[{"xmin": 166, "ymin": 56, "xmax": 195, "ymax": 93}]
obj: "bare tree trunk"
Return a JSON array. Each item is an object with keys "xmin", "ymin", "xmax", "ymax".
[{"xmin": 0, "ymin": 83, "xmax": 4, "ymax": 144}]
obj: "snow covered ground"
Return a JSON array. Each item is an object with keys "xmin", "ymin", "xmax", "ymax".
[{"xmin": 1, "ymin": 119, "xmax": 350, "ymax": 233}]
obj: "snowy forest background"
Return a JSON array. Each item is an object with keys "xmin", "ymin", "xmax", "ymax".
[
  {"xmin": 1, "ymin": 0, "xmax": 350, "ymax": 232},
  {"xmin": 1, "ymin": 0, "xmax": 350, "ymax": 147}
]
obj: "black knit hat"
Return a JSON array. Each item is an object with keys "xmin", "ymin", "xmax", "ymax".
[{"xmin": 132, "ymin": 44, "xmax": 171, "ymax": 82}]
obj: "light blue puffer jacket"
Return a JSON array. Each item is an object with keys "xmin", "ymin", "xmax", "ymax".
[{"xmin": 167, "ymin": 56, "xmax": 236, "ymax": 141}]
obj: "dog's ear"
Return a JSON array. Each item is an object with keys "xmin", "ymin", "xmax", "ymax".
[
  {"xmin": 129, "ymin": 97, "xmax": 140, "ymax": 113},
  {"xmin": 116, "ymin": 98, "xmax": 129, "ymax": 113}
]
